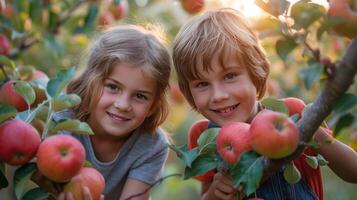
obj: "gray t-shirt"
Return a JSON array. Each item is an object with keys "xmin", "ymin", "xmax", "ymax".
[{"xmin": 54, "ymin": 111, "xmax": 169, "ymax": 200}]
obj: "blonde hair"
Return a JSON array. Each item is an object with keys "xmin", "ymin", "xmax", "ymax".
[
  {"xmin": 173, "ymin": 8, "xmax": 270, "ymax": 109},
  {"xmin": 67, "ymin": 25, "xmax": 171, "ymax": 134}
]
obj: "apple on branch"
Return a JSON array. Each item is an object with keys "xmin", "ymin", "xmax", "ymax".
[
  {"xmin": 250, "ymin": 110, "xmax": 300, "ymax": 159},
  {"xmin": 36, "ymin": 135, "xmax": 86, "ymax": 183},
  {"xmin": 63, "ymin": 167, "xmax": 105, "ymax": 200},
  {"xmin": 0, "ymin": 80, "xmax": 29, "ymax": 112},
  {"xmin": 180, "ymin": 0, "xmax": 205, "ymax": 15},
  {"xmin": 327, "ymin": 0, "xmax": 357, "ymax": 39},
  {"xmin": 0, "ymin": 120, "xmax": 41, "ymax": 166},
  {"xmin": 216, "ymin": 122, "xmax": 251, "ymax": 165}
]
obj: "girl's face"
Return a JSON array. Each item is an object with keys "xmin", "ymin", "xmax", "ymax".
[
  {"xmin": 189, "ymin": 51, "xmax": 258, "ymax": 126},
  {"xmin": 88, "ymin": 62, "xmax": 157, "ymax": 139}
]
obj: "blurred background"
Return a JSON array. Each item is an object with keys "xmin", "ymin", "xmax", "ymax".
[{"xmin": 0, "ymin": 0, "xmax": 356, "ymax": 199}]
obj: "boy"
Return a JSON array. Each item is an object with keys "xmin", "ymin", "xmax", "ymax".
[{"xmin": 172, "ymin": 8, "xmax": 357, "ymax": 200}]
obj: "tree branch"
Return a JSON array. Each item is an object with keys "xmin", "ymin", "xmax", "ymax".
[{"xmin": 261, "ymin": 37, "xmax": 357, "ymax": 181}]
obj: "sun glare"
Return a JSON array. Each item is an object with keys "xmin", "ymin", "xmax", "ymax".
[{"xmin": 220, "ymin": 0, "xmax": 329, "ymax": 19}]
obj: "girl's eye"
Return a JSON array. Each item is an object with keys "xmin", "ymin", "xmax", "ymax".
[
  {"xmin": 136, "ymin": 93, "xmax": 148, "ymax": 100},
  {"xmin": 105, "ymin": 83, "xmax": 119, "ymax": 92}
]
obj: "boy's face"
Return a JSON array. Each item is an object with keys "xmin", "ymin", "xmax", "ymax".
[
  {"xmin": 88, "ymin": 62, "xmax": 157, "ymax": 139},
  {"xmin": 188, "ymin": 52, "xmax": 258, "ymax": 126}
]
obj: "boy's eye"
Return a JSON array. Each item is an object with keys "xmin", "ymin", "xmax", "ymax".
[
  {"xmin": 195, "ymin": 81, "xmax": 208, "ymax": 88},
  {"xmin": 224, "ymin": 73, "xmax": 237, "ymax": 80}
]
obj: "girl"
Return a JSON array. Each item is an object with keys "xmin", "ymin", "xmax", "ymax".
[{"xmin": 56, "ymin": 24, "xmax": 172, "ymax": 200}]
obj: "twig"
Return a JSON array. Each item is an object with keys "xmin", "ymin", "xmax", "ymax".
[{"xmin": 123, "ymin": 173, "xmax": 182, "ymax": 200}]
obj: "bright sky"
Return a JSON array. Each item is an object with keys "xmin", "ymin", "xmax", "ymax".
[{"xmin": 221, "ymin": 0, "xmax": 329, "ymax": 18}]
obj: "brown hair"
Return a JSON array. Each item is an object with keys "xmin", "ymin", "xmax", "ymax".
[
  {"xmin": 172, "ymin": 8, "xmax": 270, "ymax": 109},
  {"xmin": 67, "ymin": 25, "xmax": 171, "ymax": 134}
]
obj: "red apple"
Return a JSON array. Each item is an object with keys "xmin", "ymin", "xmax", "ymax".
[
  {"xmin": 250, "ymin": 110, "xmax": 299, "ymax": 159},
  {"xmin": 0, "ymin": 4, "xmax": 14, "ymax": 18},
  {"xmin": 108, "ymin": 0, "xmax": 129, "ymax": 20},
  {"xmin": 181, "ymin": 0, "xmax": 204, "ymax": 14},
  {"xmin": 36, "ymin": 135, "xmax": 86, "ymax": 182},
  {"xmin": 0, "ymin": 80, "xmax": 28, "ymax": 111},
  {"xmin": 187, "ymin": 119, "xmax": 215, "ymax": 181},
  {"xmin": 216, "ymin": 122, "xmax": 251, "ymax": 165},
  {"xmin": 0, "ymin": 34, "xmax": 11, "ymax": 56},
  {"xmin": 30, "ymin": 69, "xmax": 49, "ymax": 107},
  {"xmin": 281, "ymin": 97, "xmax": 306, "ymax": 119},
  {"xmin": 188, "ymin": 119, "xmax": 209, "ymax": 149},
  {"xmin": 0, "ymin": 120, "xmax": 41, "ymax": 165},
  {"xmin": 327, "ymin": 0, "xmax": 357, "ymax": 38},
  {"xmin": 63, "ymin": 167, "xmax": 105, "ymax": 200},
  {"xmin": 98, "ymin": 12, "xmax": 115, "ymax": 28}
]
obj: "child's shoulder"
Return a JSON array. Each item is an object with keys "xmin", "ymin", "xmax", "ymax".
[{"xmin": 135, "ymin": 127, "xmax": 169, "ymax": 148}]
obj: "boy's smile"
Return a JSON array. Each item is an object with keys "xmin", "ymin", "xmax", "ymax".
[{"xmin": 189, "ymin": 51, "xmax": 258, "ymax": 126}]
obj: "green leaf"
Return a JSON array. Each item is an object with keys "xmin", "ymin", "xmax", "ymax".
[
  {"xmin": 47, "ymin": 67, "xmax": 76, "ymax": 98},
  {"xmin": 184, "ymin": 153, "xmax": 219, "ymax": 179},
  {"xmin": 305, "ymin": 155, "xmax": 318, "ymax": 169},
  {"xmin": 261, "ymin": 98, "xmax": 289, "ymax": 115},
  {"xmin": 169, "ymin": 144, "xmax": 199, "ymax": 168},
  {"xmin": 0, "ymin": 105, "xmax": 17, "ymax": 124},
  {"xmin": 299, "ymin": 62, "xmax": 323, "ymax": 90},
  {"xmin": 0, "ymin": 161, "xmax": 9, "ymax": 189},
  {"xmin": 0, "ymin": 55, "xmax": 16, "ymax": 70},
  {"xmin": 276, "ymin": 38, "xmax": 297, "ymax": 61},
  {"xmin": 333, "ymin": 93, "xmax": 357, "ymax": 114},
  {"xmin": 316, "ymin": 154, "xmax": 329, "ymax": 166},
  {"xmin": 197, "ymin": 128, "xmax": 219, "ymax": 150},
  {"xmin": 291, "ymin": 0, "xmax": 325, "ymax": 29},
  {"xmin": 283, "ymin": 162, "xmax": 301, "ymax": 184},
  {"xmin": 230, "ymin": 151, "xmax": 263, "ymax": 196},
  {"xmin": 51, "ymin": 94, "xmax": 81, "ymax": 112},
  {"xmin": 48, "ymin": 119, "xmax": 94, "ymax": 136},
  {"xmin": 43, "ymin": 32, "xmax": 62, "ymax": 55},
  {"xmin": 334, "ymin": 114, "xmax": 354, "ymax": 136},
  {"xmin": 255, "ymin": 0, "xmax": 290, "ymax": 17},
  {"xmin": 13, "ymin": 163, "xmax": 37, "ymax": 200},
  {"xmin": 14, "ymin": 80, "xmax": 36, "ymax": 106},
  {"xmin": 77, "ymin": 4, "xmax": 99, "ymax": 33},
  {"xmin": 29, "ymin": 0, "xmax": 42, "ymax": 22},
  {"xmin": 21, "ymin": 187, "xmax": 49, "ymax": 200}
]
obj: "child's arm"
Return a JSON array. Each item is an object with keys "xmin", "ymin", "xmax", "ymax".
[
  {"xmin": 201, "ymin": 170, "xmax": 241, "ymax": 200},
  {"xmin": 120, "ymin": 178, "xmax": 150, "ymax": 200},
  {"xmin": 314, "ymin": 128, "xmax": 357, "ymax": 183}
]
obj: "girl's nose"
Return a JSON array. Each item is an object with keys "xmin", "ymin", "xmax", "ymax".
[
  {"xmin": 113, "ymin": 95, "xmax": 132, "ymax": 112},
  {"xmin": 212, "ymin": 84, "xmax": 229, "ymax": 103}
]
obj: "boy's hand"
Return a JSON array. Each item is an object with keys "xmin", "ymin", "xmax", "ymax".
[
  {"xmin": 58, "ymin": 186, "xmax": 104, "ymax": 200},
  {"xmin": 210, "ymin": 170, "xmax": 243, "ymax": 200}
]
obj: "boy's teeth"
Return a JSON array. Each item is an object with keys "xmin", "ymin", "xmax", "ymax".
[{"xmin": 219, "ymin": 106, "xmax": 234, "ymax": 113}]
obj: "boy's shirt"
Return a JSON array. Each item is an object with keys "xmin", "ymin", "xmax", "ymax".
[{"xmin": 189, "ymin": 120, "xmax": 331, "ymax": 200}]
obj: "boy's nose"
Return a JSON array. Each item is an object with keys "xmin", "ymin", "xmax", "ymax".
[{"xmin": 212, "ymin": 85, "xmax": 229, "ymax": 103}]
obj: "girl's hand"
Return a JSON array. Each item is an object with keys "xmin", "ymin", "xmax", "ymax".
[
  {"xmin": 58, "ymin": 186, "xmax": 104, "ymax": 200},
  {"xmin": 30, "ymin": 169, "xmax": 63, "ymax": 196}
]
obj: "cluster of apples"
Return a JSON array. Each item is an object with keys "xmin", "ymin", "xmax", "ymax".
[
  {"xmin": 0, "ymin": 119, "xmax": 105, "ymax": 199},
  {"xmin": 188, "ymin": 97, "xmax": 305, "ymax": 168},
  {"xmin": 0, "ymin": 69, "xmax": 105, "ymax": 199}
]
